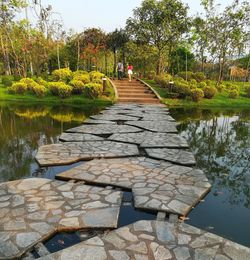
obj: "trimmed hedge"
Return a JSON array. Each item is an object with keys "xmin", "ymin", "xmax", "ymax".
[
  {"xmin": 69, "ymin": 80, "xmax": 85, "ymax": 94},
  {"xmin": 48, "ymin": 82, "xmax": 72, "ymax": 98},
  {"xmin": 83, "ymin": 83, "xmax": 103, "ymax": 99},
  {"xmin": 203, "ymin": 86, "xmax": 217, "ymax": 99},
  {"xmin": 8, "ymin": 82, "xmax": 27, "ymax": 94},
  {"xmin": 52, "ymin": 68, "xmax": 73, "ymax": 82},
  {"xmin": 191, "ymin": 88, "xmax": 204, "ymax": 102}
]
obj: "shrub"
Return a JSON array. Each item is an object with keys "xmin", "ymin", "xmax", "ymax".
[
  {"xmin": 203, "ymin": 86, "xmax": 217, "ymax": 99},
  {"xmin": 8, "ymin": 82, "xmax": 27, "ymax": 94},
  {"xmin": 73, "ymin": 74, "xmax": 90, "ymax": 84},
  {"xmin": 228, "ymin": 89, "xmax": 239, "ymax": 99},
  {"xmin": 83, "ymin": 83, "xmax": 103, "ymax": 99},
  {"xmin": 69, "ymin": 80, "xmax": 85, "ymax": 94},
  {"xmin": 154, "ymin": 74, "xmax": 172, "ymax": 89},
  {"xmin": 193, "ymin": 72, "xmax": 206, "ymax": 82},
  {"xmin": 173, "ymin": 81, "xmax": 191, "ymax": 98},
  {"xmin": 52, "ymin": 68, "xmax": 73, "ymax": 82},
  {"xmin": 48, "ymin": 82, "xmax": 72, "ymax": 98},
  {"xmin": 146, "ymin": 70, "xmax": 156, "ymax": 80},
  {"xmin": 227, "ymin": 84, "xmax": 239, "ymax": 92},
  {"xmin": 13, "ymin": 75, "xmax": 22, "ymax": 81},
  {"xmin": 189, "ymin": 79, "xmax": 197, "ymax": 89},
  {"xmin": 30, "ymin": 83, "xmax": 47, "ymax": 97},
  {"xmin": 197, "ymin": 81, "xmax": 207, "ymax": 88},
  {"xmin": 20, "ymin": 77, "xmax": 37, "ymax": 90},
  {"xmin": 89, "ymin": 71, "xmax": 104, "ymax": 81},
  {"xmin": 73, "ymin": 70, "xmax": 89, "ymax": 77},
  {"xmin": 177, "ymin": 71, "xmax": 194, "ymax": 81},
  {"xmin": 35, "ymin": 77, "xmax": 48, "ymax": 87},
  {"xmin": 245, "ymin": 86, "xmax": 250, "ymax": 98},
  {"xmin": 191, "ymin": 88, "xmax": 204, "ymax": 102},
  {"xmin": 1, "ymin": 75, "xmax": 13, "ymax": 87},
  {"xmin": 216, "ymin": 84, "xmax": 225, "ymax": 93}
]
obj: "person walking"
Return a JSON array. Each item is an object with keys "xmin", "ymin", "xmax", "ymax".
[
  {"xmin": 117, "ymin": 61, "xmax": 124, "ymax": 80},
  {"xmin": 127, "ymin": 63, "xmax": 133, "ymax": 82}
]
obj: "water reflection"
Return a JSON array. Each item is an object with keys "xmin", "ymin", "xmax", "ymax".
[
  {"xmin": 170, "ymin": 107, "xmax": 250, "ymax": 246},
  {"xmin": 0, "ymin": 102, "xmax": 104, "ymax": 182}
]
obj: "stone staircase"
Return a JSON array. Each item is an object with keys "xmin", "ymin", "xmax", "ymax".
[{"xmin": 113, "ymin": 79, "xmax": 160, "ymax": 104}]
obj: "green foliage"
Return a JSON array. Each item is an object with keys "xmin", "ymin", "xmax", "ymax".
[
  {"xmin": 73, "ymin": 74, "xmax": 90, "ymax": 84},
  {"xmin": 30, "ymin": 83, "xmax": 47, "ymax": 97},
  {"xmin": 198, "ymin": 81, "xmax": 207, "ymax": 88},
  {"xmin": 35, "ymin": 77, "xmax": 49, "ymax": 88},
  {"xmin": 83, "ymin": 83, "xmax": 103, "ymax": 99},
  {"xmin": 216, "ymin": 84, "xmax": 225, "ymax": 93},
  {"xmin": 193, "ymin": 72, "xmax": 206, "ymax": 82},
  {"xmin": 69, "ymin": 80, "xmax": 85, "ymax": 94},
  {"xmin": 177, "ymin": 71, "xmax": 194, "ymax": 81},
  {"xmin": 154, "ymin": 74, "xmax": 173, "ymax": 89},
  {"xmin": 20, "ymin": 78, "xmax": 37, "ymax": 90},
  {"xmin": 146, "ymin": 71, "xmax": 156, "ymax": 80},
  {"xmin": 8, "ymin": 82, "xmax": 27, "ymax": 94},
  {"xmin": 203, "ymin": 86, "xmax": 217, "ymax": 99},
  {"xmin": 73, "ymin": 70, "xmax": 89, "ymax": 77},
  {"xmin": 173, "ymin": 81, "xmax": 191, "ymax": 98},
  {"xmin": 227, "ymin": 84, "xmax": 239, "ymax": 92},
  {"xmin": 1, "ymin": 76, "xmax": 13, "ymax": 87},
  {"xmin": 245, "ymin": 86, "xmax": 250, "ymax": 98},
  {"xmin": 48, "ymin": 82, "xmax": 73, "ymax": 98},
  {"xmin": 189, "ymin": 79, "xmax": 197, "ymax": 89},
  {"xmin": 13, "ymin": 75, "xmax": 22, "ymax": 81},
  {"xmin": 89, "ymin": 71, "xmax": 104, "ymax": 81},
  {"xmin": 191, "ymin": 88, "xmax": 204, "ymax": 102},
  {"xmin": 228, "ymin": 89, "xmax": 239, "ymax": 99},
  {"xmin": 52, "ymin": 68, "xmax": 73, "ymax": 82}
]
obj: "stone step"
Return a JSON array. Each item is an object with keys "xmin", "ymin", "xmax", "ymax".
[
  {"xmin": 118, "ymin": 93, "xmax": 156, "ymax": 98},
  {"xmin": 118, "ymin": 90, "xmax": 153, "ymax": 94},
  {"xmin": 116, "ymin": 87, "xmax": 149, "ymax": 91},
  {"xmin": 118, "ymin": 97, "xmax": 160, "ymax": 103}
]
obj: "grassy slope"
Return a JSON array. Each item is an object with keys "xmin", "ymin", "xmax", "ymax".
[
  {"xmin": 144, "ymin": 79, "xmax": 250, "ymax": 108},
  {"xmin": 0, "ymin": 84, "xmax": 114, "ymax": 106}
]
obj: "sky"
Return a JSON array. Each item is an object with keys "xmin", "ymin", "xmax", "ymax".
[{"xmin": 27, "ymin": 0, "xmax": 235, "ymax": 33}]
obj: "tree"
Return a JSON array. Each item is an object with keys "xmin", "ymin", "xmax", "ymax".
[
  {"xmin": 126, "ymin": 0, "xmax": 189, "ymax": 74},
  {"xmin": 107, "ymin": 29, "xmax": 128, "ymax": 76},
  {"xmin": 202, "ymin": 0, "xmax": 250, "ymax": 84}
]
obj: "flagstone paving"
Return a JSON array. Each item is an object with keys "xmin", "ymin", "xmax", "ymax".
[
  {"xmin": 146, "ymin": 148, "xmax": 196, "ymax": 166},
  {"xmin": 65, "ymin": 124, "xmax": 142, "ymax": 135},
  {"xmin": 59, "ymin": 133, "xmax": 104, "ymax": 142},
  {"xmin": 84, "ymin": 118, "xmax": 116, "ymax": 124},
  {"xmin": 125, "ymin": 121, "xmax": 178, "ymax": 133},
  {"xmin": 57, "ymin": 157, "xmax": 210, "ymax": 216},
  {"xmin": 0, "ymin": 178, "xmax": 122, "ymax": 259},
  {"xmin": 108, "ymin": 132, "xmax": 189, "ymax": 148},
  {"xmin": 35, "ymin": 141, "xmax": 139, "ymax": 166},
  {"xmin": 90, "ymin": 114, "xmax": 141, "ymax": 121},
  {"xmin": 39, "ymin": 220, "xmax": 250, "ymax": 260}
]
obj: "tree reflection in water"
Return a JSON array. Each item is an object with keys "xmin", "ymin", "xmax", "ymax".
[
  {"xmin": 171, "ymin": 107, "xmax": 250, "ymax": 246},
  {"xmin": 0, "ymin": 103, "xmax": 103, "ymax": 182}
]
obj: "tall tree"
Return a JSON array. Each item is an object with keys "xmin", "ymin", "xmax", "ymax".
[
  {"xmin": 126, "ymin": 0, "xmax": 189, "ymax": 74},
  {"xmin": 202, "ymin": 0, "xmax": 250, "ymax": 84}
]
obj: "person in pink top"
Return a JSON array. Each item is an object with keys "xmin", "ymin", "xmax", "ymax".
[{"xmin": 127, "ymin": 64, "xmax": 133, "ymax": 82}]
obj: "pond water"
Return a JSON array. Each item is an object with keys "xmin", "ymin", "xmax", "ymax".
[
  {"xmin": 170, "ymin": 107, "xmax": 250, "ymax": 247},
  {"xmin": 0, "ymin": 102, "xmax": 249, "ymax": 248}
]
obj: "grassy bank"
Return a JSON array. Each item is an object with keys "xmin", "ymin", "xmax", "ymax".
[
  {"xmin": 0, "ymin": 83, "xmax": 114, "ymax": 107},
  {"xmin": 144, "ymin": 79, "xmax": 250, "ymax": 108}
]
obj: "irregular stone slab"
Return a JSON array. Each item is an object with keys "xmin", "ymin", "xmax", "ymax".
[
  {"xmin": 0, "ymin": 178, "xmax": 122, "ymax": 259},
  {"xmin": 125, "ymin": 121, "xmax": 177, "ymax": 133},
  {"xmin": 90, "ymin": 114, "xmax": 140, "ymax": 121},
  {"xmin": 146, "ymin": 148, "xmax": 196, "ymax": 166},
  {"xmin": 65, "ymin": 124, "xmax": 141, "ymax": 135},
  {"xmin": 39, "ymin": 220, "xmax": 250, "ymax": 260},
  {"xmin": 35, "ymin": 141, "xmax": 139, "ymax": 166},
  {"xmin": 140, "ymin": 114, "xmax": 175, "ymax": 121},
  {"xmin": 84, "ymin": 118, "xmax": 116, "ymax": 124},
  {"xmin": 108, "ymin": 132, "xmax": 189, "ymax": 148},
  {"xmin": 59, "ymin": 133, "xmax": 104, "ymax": 142},
  {"xmin": 57, "ymin": 157, "xmax": 210, "ymax": 216}
]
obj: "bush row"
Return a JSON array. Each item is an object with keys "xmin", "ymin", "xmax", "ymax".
[{"xmin": 7, "ymin": 69, "xmax": 105, "ymax": 99}]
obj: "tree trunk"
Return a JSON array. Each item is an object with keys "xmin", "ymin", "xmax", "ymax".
[
  {"xmin": 0, "ymin": 34, "xmax": 11, "ymax": 75},
  {"xmin": 217, "ymin": 53, "xmax": 226, "ymax": 86},
  {"xmin": 57, "ymin": 43, "xmax": 61, "ymax": 69},
  {"xmin": 113, "ymin": 49, "xmax": 117, "ymax": 78}
]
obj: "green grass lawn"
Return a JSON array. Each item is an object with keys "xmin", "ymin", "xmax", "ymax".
[
  {"xmin": 0, "ymin": 83, "xmax": 114, "ymax": 106},
  {"xmin": 144, "ymin": 79, "xmax": 250, "ymax": 108}
]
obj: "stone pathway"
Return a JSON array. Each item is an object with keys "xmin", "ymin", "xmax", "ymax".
[
  {"xmin": 0, "ymin": 178, "xmax": 122, "ymax": 259},
  {"xmin": 39, "ymin": 220, "xmax": 250, "ymax": 260},
  {"xmin": 3, "ymin": 103, "xmax": 249, "ymax": 258},
  {"xmin": 57, "ymin": 157, "xmax": 210, "ymax": 216},
  {"xmin": 35, "ymin": 141, "xmax": 139, "ymax": 166}
]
